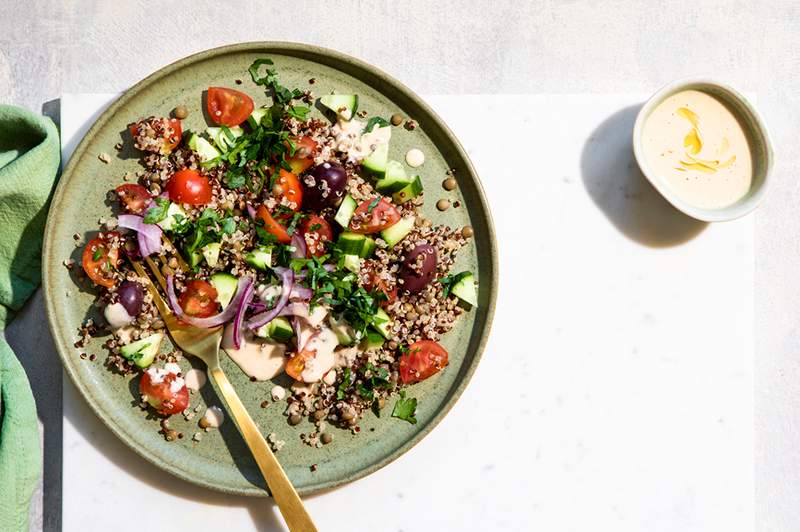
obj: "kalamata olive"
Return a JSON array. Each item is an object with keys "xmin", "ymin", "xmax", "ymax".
[
  {"xmin": 399, "ymin": 244, "xmax": 437, "ymax": 293},
  {"xmin": 118, "ymin": 280, "xmax": 144, "ymax": 316},
  {"xmin": 303, "ymin": 162, "xmax": 347, "ymax": 211}
]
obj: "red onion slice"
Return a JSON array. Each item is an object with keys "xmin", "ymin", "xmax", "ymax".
[
  {"xmin": 246, "ymin": 267, "xmax": 294, "ymax": 330},
  {"xmin": 291, "ymin": 233, "xmax": 307, "ymax": 259},
  {"xmin": 118, "ymin": 214, "xmax": 162, "ymax": 256},
  {"xmin": 166, "ymin": 274, "xmax": 253, "ymax": 328},
  {"xmin": 232, "ymin": 278, "xmax": 256, "ymax": 349},
  {"xmin": 289, "ymin": 285, "xmax": 313, "ymax": 300},
  {"xmin": 246, "ymin": 203, "xmax": 256, "ymax": 219}
]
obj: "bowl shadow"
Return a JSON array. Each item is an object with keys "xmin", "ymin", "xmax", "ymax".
[{"xmin": 580, "ymin": 104, "xmax": 708, "ymax": 247}]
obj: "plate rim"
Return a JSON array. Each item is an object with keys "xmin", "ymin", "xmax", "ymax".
[{"xmin": 43, "ymin": 41, "xmax": 498, "ymax": 496}]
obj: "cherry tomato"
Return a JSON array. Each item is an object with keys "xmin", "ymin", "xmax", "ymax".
[
  {"xmin": 129, "ymin": 118, "xmax": 182, "ymax": 154},
  {"xmin": 255, "ymin": 205, "xmax": 291, "ymax": 244},
  {"xmin": 82, "ymin": 232, "xmax": 120, "ymax": 289},
  {"xmin": 274, "ymin": 169, "xmax": 303, "ymax": 212},
  {"xmin": 399, "ymin": 340, "xmax": 449, "ymax": 384},
  {"xmin": 349, "ymin": 198, "xmax": 401, "ymax": 234},
  {"xmin": 166, "ymin": 169, "xmax": 212, "ymax": 206},
  {"xmin": 207, "ymin": 87, "xmax": 254, "ymax": 127},
  {"xmin": 178, "ymin": 280, "xmax": 220, "ymax": 318},
  {"xmin": 115, "ymin": 183, "xmax": 152, "ymax": 214},
  {"xmin": 139, "ymin": 369, "xmax": 190, "ymax": 416},
  {"xmin": 285, "ymin": 349, "xmax": 315, "ymax": 381},
  {"xmin": 300, "ymin": 215, "xmax": 333, "ymax": 257},
  {"xmin": 286, "ymin": 136, "xmax": 317, "ymax": 175},
  {"xmin": 364, "ymin": 269, "xmax": 397, "ymax": 307}
]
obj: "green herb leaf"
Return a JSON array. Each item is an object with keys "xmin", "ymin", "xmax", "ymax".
[
  {"xmin": 392, "ymin": 391, "xmax": 418, "ymax": 424},
  {"xmin": 438, "ymin": 271, "xmax": 473, "ymax": 298},
  {"xmin": 92, "ymin": 247, "xmax": 103, "ymax": 261},
  {"xmin": 364, "ymin": 116, "xmax": 390, "ymax": 133},
  {"xmin": 366, "ymin": 197, "xmax": 381, "ymax": 213},
  {"xmin": 337, "ymin": 368, "xmax": 352, "ymax": 400},
  {"xmin": 287, "ymin": 106, "xmax": 311, "ymax": 120},
  {"xmin": 221, "ymin": 217, "xmax": 236, "ymax": 235},
  {"xmin": 143, "ymin": 197, "xmax": 170, "ymax": 224}
]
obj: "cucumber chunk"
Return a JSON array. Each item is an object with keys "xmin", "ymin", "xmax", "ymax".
[
  {"xmin": 245, "ymin": 247, "xmax": 272, "ymax": 270},
  {"xmin": 210, "ymin": 272, "xmax": 238, "ymax": 308},
  {"xmin": 207, "ymin": 126, "xmax": 244, "ymax": 152},
  {"xmin": 120, "ymin": 332, "xmax": 164, "ymax": 368},
  {"xmin": 380, "ymin": 217, "xmax": 415, "ymax": 248},
  {"xmin": 343, "ymin": 254, "xmax": 362, "ymax": 273},
  {"xmin": 247, "ymin": 107, "xmax": 269, "ymax": 129},
  {"xmin": 362, "ymin": 142, "xmax": 389, "ymax": 177},
  {"xmin": 320, "ymin": 94, "xmax": 358, "ymax": 120},
  {"xmin": 338, "ymin": 232, "xmax": 367, "ymax": 255},
  {"xmin": 359, "ymin": 237, "xmax": 376, "ymax": 258},
  {"xmin": 451, "ymin": 273, "xmax": 478, "ymax": 307},
  {"xmin": 187, "ymin": 133, "xmax": 221, "ymax": 162},
  {"xmin": 375, "ymin": 160, "xmax": 413, "ymax": 194},
  {"xmin": 201, "ymin": 242, "xmax": 221, "ymax": 268},
  {"xmin": 254, "ymin": 316, "xmax": 294, "ymax": 343},
  {"xmin": 360, "ymin": 329, "xmax": 385, "ymax": 351},
  {"xmin": 393, "ymin": 175, "xmax": 424, "ymax": 204},
  {"xmin": 331, "ymin": 317, "xmax": 357, "ymax": 346},
  {"xmin": 156, "ymin": 202, "xmax": 187, "ymax": 232},
  {"xmin": 373, "ymin": 308, "xmax": 393, "ymax": 339},
  {"xmin": 334, "ymin": 195, "xmax": 358, "ymax": 228}
]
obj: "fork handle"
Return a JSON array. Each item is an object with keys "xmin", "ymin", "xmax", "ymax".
[{"xmin": 209, "ymin": 367, "xmax": 318, "ymax": 532}]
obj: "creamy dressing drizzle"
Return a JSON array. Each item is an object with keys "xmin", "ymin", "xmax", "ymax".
[
  {"xmin": 642, "ymin": 89, "xmax": 753, "ymax": 209},
  {"xmin": 300, "ymin": 328, "xmax": 338, "ymax": 383},
  {"xmin": 202, "ymin": 406, "xmax": 225, "ymax": 428},
  {"xmin": 405, "ymin": 148, "xmax": 425, "ymax": 168},
  {"xmin": 331, "ymin": 119, "xmax": 391, "ymax": 162},
  {"xmin": 222, "ymin": 326, "xmax": 286, "ymax": 381},
  {"xmin": 184, "ymin": 369, "xmax": 207, "ymax": 391}
]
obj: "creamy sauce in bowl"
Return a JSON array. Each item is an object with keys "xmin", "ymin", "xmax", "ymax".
[{"xmin": 641, "ymin": 89, "xmax": 753, "ymax": 210}]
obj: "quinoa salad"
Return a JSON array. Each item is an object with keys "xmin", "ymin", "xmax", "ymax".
[{"xmin": 73, "ymin": 59, "xmax": 478, "ymax": 446}]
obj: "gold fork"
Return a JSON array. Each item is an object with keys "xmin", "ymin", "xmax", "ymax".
[{"xmin": 130, "ymin": 255, "xmax": 317, "ymax": 532}]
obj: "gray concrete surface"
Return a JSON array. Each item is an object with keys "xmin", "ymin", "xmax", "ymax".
[{"xmin": 1, "ymin": 1, "xmax": 799, "ymax": 530}]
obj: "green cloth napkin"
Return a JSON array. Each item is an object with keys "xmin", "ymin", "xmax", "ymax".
[{"xmin": 0, "ymin": 105, "xmax": 60, "ymax": 531}]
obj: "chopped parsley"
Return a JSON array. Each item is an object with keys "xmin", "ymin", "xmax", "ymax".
[
  {"xmin": 366, "ymin": 197, "xmax": 381, "ymax": 213},
  {"xmin": 356, "ymin": 363, "xmax": 391, "ymax": 401},
  {"xmin": 364, "ymin": 116, "xmax": 390, "ymax": 133},
  {"xmin": 438, "ymin": 271, "xmax": 473, "ymax": 298},
  {"xmin": 287, "ymin": 105, "xmax": 311, "ymax": 120},
  {"xmin": 92, "ymin": 248, "xmax": 103, "ymax": 261},
  {"xmin": 392, "ymin": 391, "xmax": 418, "ymax": 424},
  {"xmin": 143, "ymin": 197, "xmax": 170, "ymax": 224},
  {"xmin": 337, "ymin": 368, "xmax": 352, "ymax": 400}
]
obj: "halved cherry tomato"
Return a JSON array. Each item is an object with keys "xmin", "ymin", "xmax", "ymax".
[
  {"xmin": 399, "ymin": 340, "xmax": 449, "ymax": 384},
  {"xmin": 255, "ymin": 205, "xmax": 291, "ymax": 244},
  {"xmin": 286, "ymin": 136, "xmax": 318, "ymax": 175},
  {"xmin": 274, "ymin": 169, "xmax": 303, "ymax": 211},
  {"xmin": 166, "ymin": 169, "xmax": 212, "ymax": 206},
  {"xmin": 349, "ymin": 198, "xmax": 401, "ymax": 234},
  {"xmin": 300, "ymin": 215, "xmax": 333, "ymax": 257},
  {"xmin": 115, "ymin": 183, "xmax": 152, "ymax": 214},
  {"xmin": 139, "ymin": 369, "xmax": 190, "ymax": 416},
  {"xmin": 364, "ymin": 269, "xmax": 397, "ymax": 307},
  {"xmin": 285, "ymin": 348, "xmax": 315, "ymax": 381},
  {"xmin": 129, "ymin": 118, "xmax": 182, "ymax": 154},
  {"xmin": 82, "ymin": 232, "xmax": 120, "ymax": 289},
  {"xmin": 207, "ymin": 87, "xmax": 254, "ymax": 127},
  {"xmin": 178, "ymin": 280, "xmax": 219, "ymax": 318}
]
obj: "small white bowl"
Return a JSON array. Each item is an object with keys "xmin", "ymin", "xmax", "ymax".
[{"xmin": 632, "ymin": 79, "xmax": 774, "ymax": 222}]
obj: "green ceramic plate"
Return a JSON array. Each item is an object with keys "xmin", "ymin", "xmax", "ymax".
[{"xmin": 43, "ymin": 42, "xmax": 497, "ymax": 496}]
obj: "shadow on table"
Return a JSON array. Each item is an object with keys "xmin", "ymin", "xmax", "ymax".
[{"xmin": 580, "ymin": 104, "xmax": 708, "ymax": 247}]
